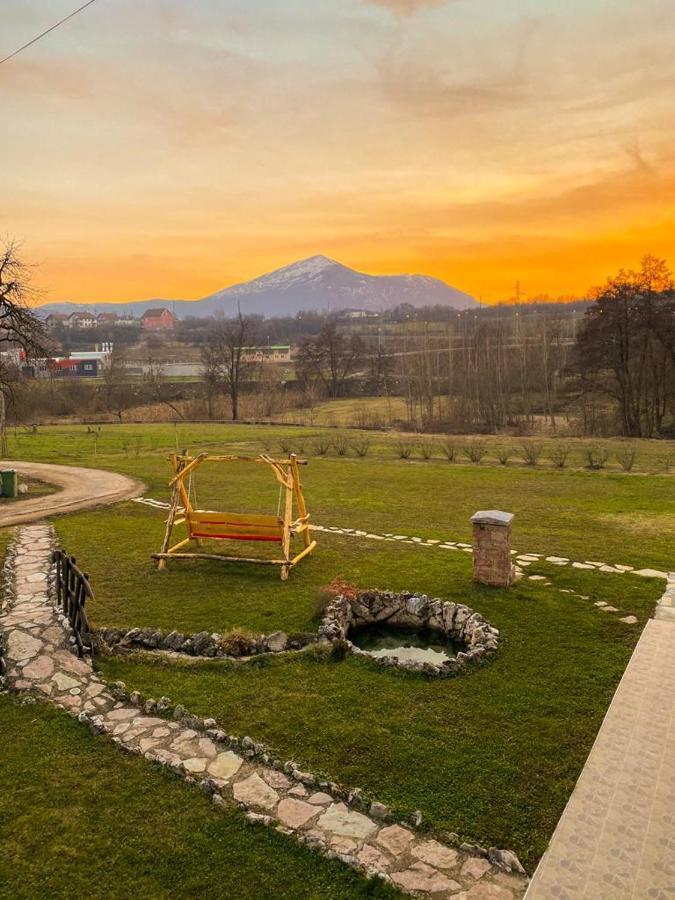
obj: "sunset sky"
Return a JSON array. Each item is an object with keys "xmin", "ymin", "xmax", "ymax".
[{"xmin": 3, "ymin": 0, "xmax": 674, "ymax": 304}]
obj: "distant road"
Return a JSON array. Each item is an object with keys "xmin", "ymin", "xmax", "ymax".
[{"xmin": 0, "ymin": 461, "xmax": 143, "ymax": 527}]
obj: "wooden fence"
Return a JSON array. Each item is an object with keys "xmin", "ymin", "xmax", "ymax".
[{"xmin": 52, "ymin": 550, "xmax": 95, "ymax": 657}]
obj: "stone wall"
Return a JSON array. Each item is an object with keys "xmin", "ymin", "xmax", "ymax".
[
  {"xmin": 319, "ymin": 590, "xmax": 499, "ymax": 676},
  {"xmin": 96, "ymin": 626, "xmax": 317, "ymax": 658}
]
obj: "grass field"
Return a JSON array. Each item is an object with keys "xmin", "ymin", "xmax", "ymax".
[
  {"xmin": 3, "ymin": 422, "xmax": 672, "ymax": 874},
  {"xmin": 0, "ymin": 695, "xmax": 394, "ymax": 900},
  {"xmin": 6, "ymin": 422, "xmax": 675, "ymax": 568}
]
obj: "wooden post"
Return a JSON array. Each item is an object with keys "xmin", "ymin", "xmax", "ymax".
[
  {"xmin": 157, "ymin": 452, "xmax": 184, "ymax": 570},
  {"xmin": 281, "ymin": 461, "xmax": 293, "ymax": 580}
]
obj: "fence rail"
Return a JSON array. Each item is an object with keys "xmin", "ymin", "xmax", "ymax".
[{"xmin": 52, "ymin": 550, "xmax": 94, "ymax": 657}]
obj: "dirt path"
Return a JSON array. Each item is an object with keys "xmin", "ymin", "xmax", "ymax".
[{"xmin": 0, "ymin": 461, "xmax": 143, "ymax": 527}]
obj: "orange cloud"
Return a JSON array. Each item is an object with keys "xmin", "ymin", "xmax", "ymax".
[{"xmin": 4, "ymin": 0, "xmax": 675, "ymax": 305}]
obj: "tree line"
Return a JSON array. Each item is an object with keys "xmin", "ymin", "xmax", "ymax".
[{"xmin": 2, "ymin": 240, "xmax": 674, "ymax": 439}]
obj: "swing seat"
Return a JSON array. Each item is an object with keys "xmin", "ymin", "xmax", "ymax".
[
  {"xmin": 187, "ymin": 510, "xmax": 284, "ymax": 543},
  {"xmin": 154, "ymin": 451, "xmax": 317, "ymax": 580}
]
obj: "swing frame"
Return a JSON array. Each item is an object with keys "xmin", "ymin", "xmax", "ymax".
[{"xmin": 152, "ymin": 451, "xmax": 317, "ymax": 580}]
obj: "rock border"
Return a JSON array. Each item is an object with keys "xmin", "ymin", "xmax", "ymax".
[
  {"xmin": 97, "ymin": 590, "xmax": 500, "ymax": 680},
  {"xmin": 319, "ymin": 590, "xmax": 499, "ymax": 676},
  {"xmin": 96, "ymin": 625, "xmax": 317, "ymax": 659}
]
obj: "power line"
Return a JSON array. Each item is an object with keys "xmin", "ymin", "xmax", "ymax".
[{"xmin": 0, "ymin": 0, "xmax": 100, "ymax": 67}]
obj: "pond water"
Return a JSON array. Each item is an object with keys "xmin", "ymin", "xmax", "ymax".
[{"xmin": 350, "ymin": 625, "xmax": 463, "ymax": 665}]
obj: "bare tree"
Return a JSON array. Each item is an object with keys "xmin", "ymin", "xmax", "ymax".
[
  {"xmin": 202, "ymin": 312, "xmax": 257, "ymax": 421},
  {"xmin": 0, "ymin": 240, "xmax": 47, "ymax": 454},
  {"xmin": 295, "ymin": 322, "xmax": 363, "ymax": 399},
  {"xmin": 574, "ymin": 256, "xmax": 675, "ymax": 437},
  {"xmin": 200, "ymin": 340, "xmax": 222, "ymax": 420},
  {"xmin": 100, "ymin": 344, "xmax": 136, "ymax": 421}
]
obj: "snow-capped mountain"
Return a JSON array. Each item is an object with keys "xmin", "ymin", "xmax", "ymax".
[{"xmin": 36, "ymin": 255, "xmax": 476, "ymax": 319}]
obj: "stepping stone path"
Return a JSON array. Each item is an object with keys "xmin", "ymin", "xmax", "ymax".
[
  {"xmin": 0, "ymin": 525, "xmax": 528, "ymax": 899},
  {"xmin": 135, "ymin": 498, "xmax": 671, "ymax": 592}
]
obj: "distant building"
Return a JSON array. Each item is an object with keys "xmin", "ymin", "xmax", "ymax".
[
  {"xmin": 241, "ymin": 345, "xmax": 292, "ymax": 364},
  {"xmin": 116, "ymin": 314, "xmax": 137, "ymax": 327},
  {"xmin": 341, "ymin": 309, "xmax": 379, "ymax": 320},
  {"xmin": 45, "ymin": 313, "xmax": 68, "ymax": 329},
  {"xmin": 66, "ymin": 311, "xmax": 97, "ymax": 329},
  {"xmin": 141, "ymin": 308, "xmax": 176, "ymax": 331},
  {"xmin": 49, "ymin": 357, "xmax": 101, "ymax": 377},
  {"xmin": 96, "ymin": 312, "xmax": 118, "ymax": 326}
]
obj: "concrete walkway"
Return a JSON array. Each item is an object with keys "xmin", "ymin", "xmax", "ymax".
[
  {"xmin": 526, "ymin": 603, "xmax": 675, "ymax": 899},
  {"xmin": 0, "ymin": 461, "xmax": 143, "ymax": 526},
  {"xmin": 1, "ymin": 524, "xmax": 528, "ymax": 900}
]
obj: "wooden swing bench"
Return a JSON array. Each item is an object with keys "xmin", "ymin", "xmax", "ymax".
[{"xmin": 152, "ymin": 451, "xmax": 317, "ymax": 580}]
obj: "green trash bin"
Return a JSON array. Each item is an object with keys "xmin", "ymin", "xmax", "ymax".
[{"xmin": 0, "ymin": 470, "xmax": 18, "ymax": 498}]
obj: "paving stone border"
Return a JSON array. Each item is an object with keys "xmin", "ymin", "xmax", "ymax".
[
  {"xmin": 0, "ymin": 524, "xmax": 529, "ymax": 900},
  {"xmin": 319, "ymin": 590, "xmax": 499, "ymax": 676}
]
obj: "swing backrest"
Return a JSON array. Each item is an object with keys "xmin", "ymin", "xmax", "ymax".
[{"xmin": 187, "ymin": 510, "xmax": 284, "ymax": 543}]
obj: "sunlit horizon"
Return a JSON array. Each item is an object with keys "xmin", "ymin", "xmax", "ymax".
[{"xmin": 4, "ymin": 0, "xmax": 675, "ymax": 305}]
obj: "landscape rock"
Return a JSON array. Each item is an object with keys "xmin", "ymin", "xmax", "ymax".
[{"xmin": 232, "ymin": 773, "xmax": 279, "ymax": 811}]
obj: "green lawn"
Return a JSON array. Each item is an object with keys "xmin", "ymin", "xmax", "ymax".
[
  {"xmin": 0, "ymin": 695, "xmax": 394, "ymax": 900},
  {"xmin": 4, "ymin": 422, "xmax": 672, "ymax": 873},
  {"xmin": 8, "ymin": 422, "xmax": 675, "ymax": 568}
]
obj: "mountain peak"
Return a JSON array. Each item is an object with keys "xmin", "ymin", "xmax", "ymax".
[{"xmin": 37, "ymin": 255, "xmax": 477, "ymax": 318}]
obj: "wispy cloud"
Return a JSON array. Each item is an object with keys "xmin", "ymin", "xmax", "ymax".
[{"xmin": 362, "ymin": 0, "xmax": 449, "ymax": 13}]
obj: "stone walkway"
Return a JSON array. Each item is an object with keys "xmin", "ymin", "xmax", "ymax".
[
  {"xmin": 526, "ymin": 616, "xmax": 675, "ymax": 899},
  {"xmin": 0, "ymin": 524, "xmax": 528, "ymax": 900}
]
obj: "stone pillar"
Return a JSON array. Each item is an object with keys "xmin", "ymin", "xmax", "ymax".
[{"xmin": 470, "ymin": 510, "xmax": 515, "ymax": 587}]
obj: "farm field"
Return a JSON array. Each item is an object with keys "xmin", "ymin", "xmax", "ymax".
[{"xmin": 2, "ymin": 423, "xmax": 671, "ymax": 872}]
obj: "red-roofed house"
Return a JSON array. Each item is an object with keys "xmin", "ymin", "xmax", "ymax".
[{"xmin": 141, "ymin": 308, "xmax": 176, "ymax": 331}]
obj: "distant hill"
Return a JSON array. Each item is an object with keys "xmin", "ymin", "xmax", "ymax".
[{"xmin": 36, "ymin": 255, "xmax": 477, "ymax": 319}]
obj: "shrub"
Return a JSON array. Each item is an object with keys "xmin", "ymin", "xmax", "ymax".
[
  {"xmin": 419, "ymin": 440, "xmax": 435, "ymax": 460},
  {"xmin": 440, "ymin": 441, "xmax": 456, "ymax": 462},
  {"xmin": 260, "ymin": 437, "xmax": 273, "ymax": 452},
  {"xmin": 220, "ymin": 630, "xmax": 254, "ymax": 656},
  {"xmin": 310, "ymin": 437, "xmax": 331, "ymax": 456},
  {"xmin": 464, "ymin": 441, "xmax": 487, "ymax": 463},
  {"xmin": 334, "ymin": 434, "xmax": 350, "ymax": 456},
  {"xmin": 521, "ymin": 442, "xmax": 543, "ymax": 466},
  {"xmin": 496, "ymin": 445, "xmax": 512, "ymax": 465},
  {"xmin": 585, "ymin": 445, "xmax": 611, "ymax": 469},
  {"xmin": 616, "ymin": 447, "xmax": 637, "ymax": 472},
  {"xmin": 315, "ymin": 577, "xmax": 359, "ymax": 617},
  {"xmin": 395, "ymin": 439, "xmax": 415, "ymax": 459},
  {"xmin": 352, "ymin": 437, "xmax": 371, "ymax": 458},
  {"xmin": 279, "ymin": 438, "xmax": 304, "ymax": 457},
  {"xmin": 549, "ymin": 444, "xmax": 571, "ymax": 468}
]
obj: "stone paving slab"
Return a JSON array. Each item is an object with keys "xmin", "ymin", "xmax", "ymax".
[
  {"xmin": 0, "ymin": 524, "xmax": 528, "ymax": 899},
  {"xmin": 526, "ymin": 617, "xmax": 675, "ymax": 900}
]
